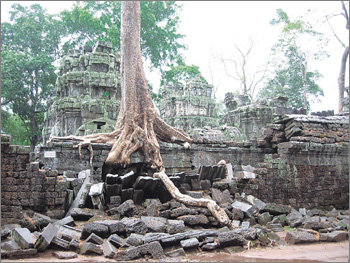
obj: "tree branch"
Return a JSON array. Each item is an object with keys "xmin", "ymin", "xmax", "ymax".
[{"xmin": 341, "ymin": 1, "xmax": 349, "ymax": 29}]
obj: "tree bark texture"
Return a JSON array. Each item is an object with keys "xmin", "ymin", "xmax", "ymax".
[{"xmin": 338, "ymin": 46, "xmax": 349, "ymax": 113}]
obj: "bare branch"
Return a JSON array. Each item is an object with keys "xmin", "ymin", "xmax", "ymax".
[
  {"xmin": 326, "ymin": 18, "xmax": 346, "ymax": 47},
  {"xmin": 220, "ymin": 57, "xmax": 241, "ymax": 81},
  {"xmin": 341, "ymin": 1, "xmax": 349, "ymax": 29}
]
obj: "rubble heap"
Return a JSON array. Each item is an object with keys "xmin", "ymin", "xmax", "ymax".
[
  {"xmin": 42, "ymin": 41, "xmax": 121, "ymax": 143},
  {"xmin": 1, "ymin": 192, "xmax": 348, "ymax": 260},
  {"xmin": 158, "ymin": 77, "xmax": 219, "ymax": 131}
]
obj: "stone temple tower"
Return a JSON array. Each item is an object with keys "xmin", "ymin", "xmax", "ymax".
[
  {"xmin": 158, "ymin": 77, "xmax": 218, "ymax": 131},
  {"xmin": 42, "ymin": 41, "xmax": 121, "ymax": 143}
]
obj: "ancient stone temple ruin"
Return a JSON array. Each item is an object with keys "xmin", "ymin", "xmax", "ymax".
[
  {"xmin": 1, "ymin": 43, "xmax": 349, "ymax": 261},
  {"xmin": 223, "ymin": 93, "xmax": 306, "ymax": 140},
  {"xmin": 158, "ymin": 77, "xmax": 218, "ymax": 131},
  {"xmin": 41, "ymin": 41, "xmax": 121, "ymax": 143}
]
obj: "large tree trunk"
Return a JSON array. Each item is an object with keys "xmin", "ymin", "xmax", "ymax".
[
  {"xmin": 49, "ymin": 1, "xmax": 234, "ymax": 229},
  {"xmin": 338, "ymin": 46, "xmax": 349, "ymax": 113}
]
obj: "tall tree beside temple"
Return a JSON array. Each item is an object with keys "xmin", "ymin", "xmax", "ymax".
[
  {"xmin": 1, "ymin": 4, "xmax": 63, "ymax": 148},
  {"xmin": 60, "ymin": 1, "xmax": 185, "ymax": 69},
  {"xmin": 259, "ymin": 9, "xmax": 326, "ymax": 111}
]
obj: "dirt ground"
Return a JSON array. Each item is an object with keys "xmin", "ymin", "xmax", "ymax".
[{"xmin": 2, "ymin": 241, "xmax": 348, "ymax": 262}]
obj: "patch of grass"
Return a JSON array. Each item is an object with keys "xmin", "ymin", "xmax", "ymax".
[{"xmin": 283, "ymin": 226, "xmax": 296, "ymax": 231}]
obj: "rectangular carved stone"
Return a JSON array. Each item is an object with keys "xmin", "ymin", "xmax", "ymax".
[
  {"xmin": 12, "ymin": 228, "xmax": 37, "ymax": 249},
  {"xmin": 35, "ymin": 223, "xmax": 59, "ymax": 251}
]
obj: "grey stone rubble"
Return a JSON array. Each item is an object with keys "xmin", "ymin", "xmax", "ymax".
[{"xmin": 1, "ymin": 193, "xmax": 348, "ymax": 260}]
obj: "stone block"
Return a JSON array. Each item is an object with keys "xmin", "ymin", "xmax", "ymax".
[
  {"xmin": 202, "ymin": 242, "xmax": 218, "ymax": 250},
  {"xmin": 126, "ymin": 233, "xmax": 144, "ymax": 246},
  {"xmin": 54, "ymin": 216, "xmax": 75, "ymax": 227},
  {"xmin": 121, "ymin": 217, "xmax": 148, "ymax": 235},
  {"xmin": 53, "ymin": 251, "xmax": 78, "ymax": 259},
  {"xmin": 114, "ymin": 241, "xmax": 165, "ymax": 261},
  {"xmin": 223, "ymin": 245, "xmax": 245, "ymax": 254},
  {"xmin": 86, "ymin": 233, "xmax": 104, "ymax": 245},
  {"xmin": 186, "ymin": 191, "xmax": 204, "ymax": 199},
  {"xmin": 105, "ymin": 184, "xmax": 122, "ymax": 202},
  {"xmin": 95, "ymin": 220, "xmax": 126, "ymax": 235},
  {"xmin": 178, "ymin": 214, "xmax": 209, "ymax": 226},
  {"xmin": 143, "ymin": 232, "xmax": 170, "ymax": 243},
  {"xmin": 120, "ymin": 171, "xmax": 137, "ymax": 188},
  {"xmin": 217, "ymin": 231, "xmax": 245, "ymax": 247},
  {"xmin": 200, "ymin": 180, "xmax": 211, "ymax": 190},
  {"xmin": 121, "ymin": 188, "xmax": 134, "ymax": 202},
  {"xmin": 320, "ymin": 231, "xmax": 348, "ymax": 242},
  {"xmin": 170, "ymin": 207, "xmax": 197, "ymax": 218},
  {"xmin": 5, "ymin": 248, "xmax": 38, "ymax": 259},
  {"xmin": 212, "ymin": 181, "xmax": 229, "ymax": 190},
  {"xmin": 141, "ymin": 216, "xmax": 167, "ymax": 232},
  {"xmin": 211, "ymin": 188, "xmax": 232, "ymax": 204},
  {"xmin": 19, "ymin": 214, "xmax": 38, "ymax": 232},
  {"xmin": 106, "ymin": 174, "xmax": 119, "ymax": 184},
  {"xmin": 102, "ymin": 240, "xmax": 118, "ymax": 258},
  {"xmin": 12, "ymin": 228, "xmax": 37, "ymax": 249},
  {"xmin": 51, "ymin": 236, "xmax": 70, "ymax": 249},
  {"xmin": 111, "ymin": 199, "xmax": 138, "ymax": 217},
  {"xmin": 165, "ymin": 247, "xmax": 186, "ymax": 257},
  {"xmin": 286, "ymin": 211, "xmax": 304, "ymax": 227},
  {"xmin": 257, "ymin": 212, "xmax": 272, "ymax": 226},
  {"xmin": 63, "ymin": 170, "xmax": 77, "ymax": 178},
  {"xmin": 302, "ymin": 216, "xmax": 327, "ymax": 230},
  {"xmin": 70, "ymin": 208, "xmax": 104, "ymax": 221},
  {"xmin": 81, "ymin": 223, "xmax": 109, "ymax": 240},
  {"xmin": 245, "ymin": 195, "xmax": 266, "ymax": 211},
  {"xmin": 79, "ymin": 241, "xmax": 103, "ymax": 255},
  {"xmin": 190, "ymin": 179, "xmax": 201, "ymax": 190},
  {"xmin": 107, "ymin": 234, "xmax": 124, "ymax": 248},
  {"xmin": 110, "ymin": 196, "xmax": 122, "ymax": 206},
  {"xmin": 232, "ymin": 220, "xmax": 241, "ymax": 228},
  {"xmin": 267, "ymin": 223, "xmax": 284, "ymax": 232},
  {"xmin": 133, "ymin": 189, "xmax": 144, "ymax": 205},
  {"xmin": 180, "ymin": 237, "xmax": 199, "ymax": 249},
  {"xmin": 34, "ymin": 223, "xmax": 59, "ymax": 251},
  {"xmin": 241, "ymin": 221, "xmax": 250, "ymax": 229},
  {"xmin": 1, "ymin": 228, "xmax": 11, "ymax": 240},
  {"xmin": 285, "ymin": 230, "xmax": 319, "ymax": 244},
  {"xmin": 231, "ymin": 200, "xmax": 257, "ymax": 218},
  {"xmin": 78, "ymin": 169, "xmax": 90, "ymax": 179},
  {"xmin": 68, "ymin": 238, "xmax": 80, "ymax": 251},
  {"xmin": 1, "ymin": 240, "xmax": 20, "ymax": 251},
  {"xmin": 89, "ymin": 182, "xmax": 104, "ymax": 196},
  {"xmin": 184, "ymin": 174, "xmax": 199, "ymax": 184},
  {"xmin": 160, "ymin": 232, "xmax": 189, "ymax": 247},
  {"xmin": 199, "ymin": 166, "xmax": 212, "ymax": 180},
  {"xmin": 262, "ymin": 203, "xmax": 291, "ymax": 215},
  {"xmin": 57, "ymin": 225, "xmax": 82, "ymax": 241}
]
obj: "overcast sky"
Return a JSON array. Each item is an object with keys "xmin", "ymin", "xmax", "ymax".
[{"xmin": 1, "ymin": 1, "xmax": 349, "ymax": 112}]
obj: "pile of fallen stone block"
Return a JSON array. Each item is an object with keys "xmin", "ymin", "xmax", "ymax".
[
  {"xmin": 102, "ymin": 163, "xmax": 228, "ymax": 208},
  {"xmin": 257, "ymin": 114, "xmax": 349, "ymax": 149},
  {"xmin": 2, "ymin": 190, "xmax": 348, "ymax": 260}
]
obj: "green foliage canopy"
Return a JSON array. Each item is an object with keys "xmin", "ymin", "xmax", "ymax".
[
  {"xmin": 259, "ymin": 9, "xmax": 325, "ymax": 111},
  {"xmin": 1, "ymin": 4, "xmax": 63, "ymax": 147},
  {"xmin": 160, "ymin": 60, "xmax": 208, "ymax": 86},
  {"xmin": 60, "ymin": 1, "xmax": 185, "ymax": 69}
]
